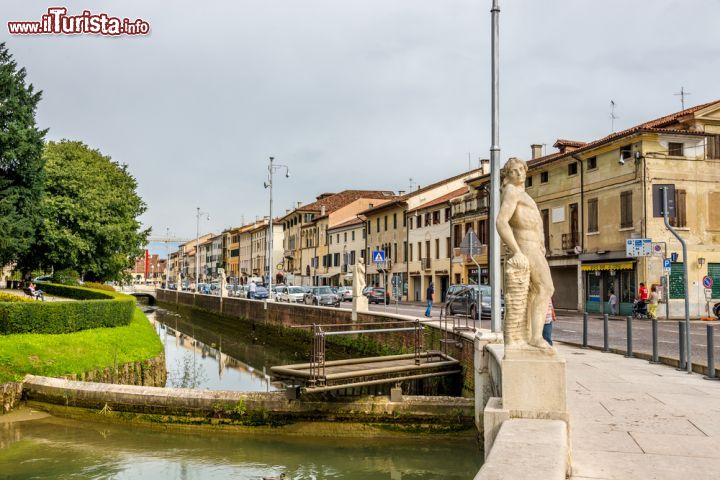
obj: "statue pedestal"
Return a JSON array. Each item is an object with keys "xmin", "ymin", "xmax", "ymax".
[
  {"xmin": 501, "ymin": 350, "xmax": 567, "ymax": 419},
  {"xmin": 352, "ymin": 296, "xmax": 368, "ymax": 321}
]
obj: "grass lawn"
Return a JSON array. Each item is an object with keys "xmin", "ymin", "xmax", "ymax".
[{"xmin": 0, "ymin": 308, "xmax": 163, "ymax": 383}]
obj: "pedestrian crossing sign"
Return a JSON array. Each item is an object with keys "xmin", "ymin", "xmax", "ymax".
[{"xmin": 372, "ymin": 250, "xmax": 385, "ymax": 263}]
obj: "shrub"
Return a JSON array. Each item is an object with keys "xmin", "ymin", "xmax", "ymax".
[
  {"xmin": 0, "ymin": 283, "xmax": 135, "ymax": 335},
  {"xmin": 52, "ymin": 268, "xmax": 81, "ymax": 285},
  {"xmin": 81, "ymin": 281, "xmax": 117, "ymax": 292},
  {"xmin": 0, "ymin": 292, "xmax": 31, "ymax": 303}
]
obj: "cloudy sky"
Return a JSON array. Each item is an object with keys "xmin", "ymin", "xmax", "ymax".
[{"xmin": 3, "ymin": 0, "xmax": 719, "ymax": 249}]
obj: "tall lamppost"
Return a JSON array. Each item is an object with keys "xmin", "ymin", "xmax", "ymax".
[
  {"xmin": 195, "ymin": 207, "xmax": 210, "ymax": 291},
  {"xmin": 489, "ymin": 0, "xmax": 502, "ymax": 333},
  {"xmin": 263, "ymin": 156, "xmax": 289, "ymax": 304}
]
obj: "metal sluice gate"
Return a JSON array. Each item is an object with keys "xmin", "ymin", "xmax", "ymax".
[{"xmin": 270, "ymin": 320, "xmax": 461, "ymax": 395}]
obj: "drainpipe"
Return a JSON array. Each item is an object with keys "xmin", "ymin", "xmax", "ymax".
[{"xmin": 570, "ymin": 154, "xmax": 586, "ymax": 312}]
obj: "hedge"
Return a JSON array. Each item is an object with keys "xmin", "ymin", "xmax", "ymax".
[
  {"xmin": 0, "ymin": 292, "xmax": 31, "ymax": 303},
  {"xmin": 0, "ymin": 283, "xmax": 135, "ymax": 335}
]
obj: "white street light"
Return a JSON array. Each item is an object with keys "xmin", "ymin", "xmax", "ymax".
[
  {"xmin": 264, "ymin": 156, "xmax": 289, "ymax": 307},
  {"xmin": 195, "ymin": 207, "xmax": 210, "ymax": 292}
]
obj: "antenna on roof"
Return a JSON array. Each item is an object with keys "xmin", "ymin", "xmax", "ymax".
[
  {"xmin": 674, "ymin": 87, "xmax": 691, "ymax": 110},
  {"xmin": 409, "ymin": 178, "xmax": 416, "ymax": 192},
  {"xmin": 468, "ymin": 152, "xmax": 471, "ymax": 171},
  {"xmin": 610, "ymin": 100, "xmax": 618, "ymax": 133}
]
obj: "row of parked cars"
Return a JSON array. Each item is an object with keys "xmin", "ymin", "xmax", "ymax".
[{"xmin": 445, "ymin": 284, "xmax": 504, "ymax": 319}]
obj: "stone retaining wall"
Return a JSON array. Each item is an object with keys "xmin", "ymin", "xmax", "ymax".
[
  {"xmin": 23, "ymin": 375, "xmax": 475, "ymax": 431},
  {"xmin": 157, "ymin": 290, "xmax": 475, "ymax": 394},
  {"xmin": 1, "ymin": 382, "xmax": 23, "ymax": 414}
]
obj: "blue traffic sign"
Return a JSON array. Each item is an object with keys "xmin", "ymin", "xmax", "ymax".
[
  {"xmin": 703, "ymin": 276, "xmax": 713, "ymax": 288},
  {"xmin": 663, "ymin": 259, "xmax": 671, "ymax": 270},
  {"xmin": 670, "ymin": 252, "xmax": 679, "ymax": 263},
  {"xmin": 372, "ymin": 250, "xmax": 386, "ymax": 263}
]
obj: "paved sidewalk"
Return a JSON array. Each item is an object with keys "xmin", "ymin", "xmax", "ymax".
[
  {"xmin": 0, "ymin": 288, "xmax": 70, "ymax": 302},
  {"xmin": 562, "ymin": 343, "xmax": 720, "ymax": 480}
]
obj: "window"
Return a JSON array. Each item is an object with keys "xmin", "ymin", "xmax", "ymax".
[
  {"xmin": 417, "ymin": 242, "xmax": 422, "ymax": 259},
  {"xmin": 393, "ymin": 213, "xmax": 397, "ymax": 229},
  {"xmin": 367, "ymin": 220, "xmax": 371, "ymax": 234},
  {"xmin": 403, "ymin": 241, "xmax": 408, "ymax": 262},
  {"xmin": 525, "ymin": 175, "xmax": 533, "ymax": 188},
  {"xmin": 393, "ymin": 243, "xmax": 397, "ymax": 262},
  {"xmin": 435, "ymin": 239, "xmax": 440, "ymax": 259},
  {"xmin": 587, "ymin": 156, "xmax": 597, "ymax": 169},
  {"xmin": 376, "ymin": 218, "xmax": 380, "ymax": 232},
  {"xmin": 416, "ymin": 216, "xmax": 421, "ymax": 228},
  {"xmin": 540, "ymin": 171, "xmax": 549, "ymax": 183},
  {"xmin": 453, "ymin": 224, "xmax": 462, "ymax": 248},
  {"xmin": 344, "ymin": 232, "xmax": 347, "ymax": 242},
  {"xmin": 425, "ymin": 212, "xmax": 431, "ymax": 227},
  {"xmin": 568, "ymin": 162, "xmax": 578, "ymax": 176},
  {"xmin": 409, "ymin": 243, "xmax": 413, "ymax": 261},
  {"xmin": 541, "ymin": 209, "xmax": 550, "ymax": 252},
  {"xmin": 708, "ymin": 135, "xmax": 720, "ymax": 159},
  {"xmin": 352, "ymin": 231, "xmax": 355, "ymax": 241},
  {"xmin": 334, "ymin": 253, "xmax": 340, "ymax": 266},
  {"xmin": 479, "ymin": 219, "xmax": 488, "ymax": 245},
  {"xmin": 384, "ymin": 216, "xmax": 388, "ymax": 231},
  {"xmin": 620, "ymin": 145, "xmax": 632, "ymax": 162},
  {"xmin": 668, "ymin": 142, "xmax": 684, "ymax": 157},
  {"xmin": 588, "ymin": 198, "xmax": 598, "ymax": 233},
  {"xmin": 620, "ymin": 191, "xmax": 633, "ymax": 228},
  {"xmin": 446, "ymin": 237, "xmax": 451, "ymax": 258},
  {"xmin": 432, "ymin": 211, "xmax": 440, "ymax": 224},
  {"xmin": 670, "ymin": 189, "xmax": 687, "ymax": 227},
  {"xmin": 403, "ymin": 215, "xmax": 407, "ymax": 227},
  {"xmin": 329, "ymin": 235, "xmax": 332, "ymax": 245}
]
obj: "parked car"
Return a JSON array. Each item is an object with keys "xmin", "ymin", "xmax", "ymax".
[
  {"xmin": 365, "ymin": 287, "xmax": 390, "ymax": 305},
  {"xmin": 273, "ymin": 285, "xmax": 288, "ymax": 301},
  {"xmin": 303, "ymin": 286, "xmax": 340, "ymax": 307},
  {"xmin": 336, "ymin": 286, "xmax": 353, "ymax": 302},
  {"xmin": 280, "ymin": 286, "xmax": 307, "ymax": 303},
  {"xmin": 446, "ymin": 284, "xmax": 504, "ymax": 319},
  {"xmin": 252, "ymin": 286, "xmax": 269, "ymax": 300}
]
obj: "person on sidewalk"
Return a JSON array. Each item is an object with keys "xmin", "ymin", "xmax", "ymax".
[
  {"xmin": 542, "ymin": 298, "xmax": 556, "ymax": 345},
  {"xmin": 608, "ymin": 289, "xmax": 618, "ymax": 316},
  {"xmin": 249, "ymin": 280, "xmax": 257, "ymax": 299},
  {"xmin": 425, "ymin": 282, "xmax": 434, "ymax": 317},
  {"xmin": 648, "ymin": 285, "xmax": 659, "ymax": 319}
]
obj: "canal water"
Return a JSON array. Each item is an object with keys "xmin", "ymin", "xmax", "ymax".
[{"xmin": 0, "ymin": 306, "xmax": 482, "ymax": 479}]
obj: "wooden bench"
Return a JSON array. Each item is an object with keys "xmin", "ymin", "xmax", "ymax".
[{"xmin": 23, "ymin": 288, "xmax": 43, "ymax": 300}]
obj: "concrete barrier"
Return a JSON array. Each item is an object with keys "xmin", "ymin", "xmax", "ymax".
[
  {"xmin": 475, "ymin": 419, "xmax": 568, "ymax": 480},
  {"xmin": 23, "ymin": 374, "xmax": 475, "ymax": 430}
]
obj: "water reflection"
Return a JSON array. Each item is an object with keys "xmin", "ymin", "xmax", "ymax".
[
  {"xmin": 150, "ymin": 309, "xmax": 277, "ymax": 392},
  {"xmin": 0, "ymin": 413, "xmax": 482, "ymax": 479}
]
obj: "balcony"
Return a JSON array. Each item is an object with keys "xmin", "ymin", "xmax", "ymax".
[
  {"xmin": 562, "ymin": 232, "xmax": 580, "ymax": 251},
  {"xmin": 451, "ymin": 195, "xmax": 489, "ymax": 219},
  {"xmin": 421, "ymin": 257, "xmax": 431, "ymax": 270},
  {"xmin": 283, "ymin": 249, "xmax": 294, "ymax": 259}
]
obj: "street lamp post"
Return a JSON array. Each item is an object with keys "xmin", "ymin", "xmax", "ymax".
[
  {"xmin": 489, "ymin": 0, "xmax": 502, "ymax": 333},
  {"xmin": 195, "ymin": 207, "xmax": 209, "ymax": 292},
  {"xmin": 264, "ymin": 156, "xmax": 290, "ymax": 307}
]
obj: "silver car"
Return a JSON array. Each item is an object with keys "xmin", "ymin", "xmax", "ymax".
[
  {"xmin": 280, "ymin": 286, "xmax": 307, "ymax": 303},
  {"xmin": 303, "ymin": 286, "xmax": 340, "ymax": 307}
]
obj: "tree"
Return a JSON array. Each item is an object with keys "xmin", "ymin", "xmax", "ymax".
[
  {"xmin": 0, "ymin": 43, "xmax": 47, "ymax": 267},
  {"xmin": 23, "ymin": 140, "xmax": 149, "ymax": 281}
]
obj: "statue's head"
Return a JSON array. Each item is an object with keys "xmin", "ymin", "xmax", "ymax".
[{"xmin": 500, "ymin": 158, "xmax": 528, "ymax": 187}]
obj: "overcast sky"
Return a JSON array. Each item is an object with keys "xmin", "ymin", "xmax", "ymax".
[{"xmin": 3, "ymin": 0, "xmax": 719, "ymax": 249}]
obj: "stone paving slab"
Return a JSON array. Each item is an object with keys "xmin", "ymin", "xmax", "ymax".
[{"xmin": 561, "ymin": 343, "xmax": 720, "ymax": 480}]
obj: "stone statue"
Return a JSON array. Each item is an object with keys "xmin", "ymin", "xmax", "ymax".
[
  {"xmin": 352, "ymin": 257, "xmax": 368, "ymax": 318},
  {"xmin": 496, "ymin": 158, "xmax": 554, "ymax": 351}
]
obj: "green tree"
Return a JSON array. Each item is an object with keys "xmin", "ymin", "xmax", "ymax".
[
  {"xmin": 24, "ymin": 140, "xmax": 149, "ymax": 281},
  {"xmin": 0, "ymin": 43, "xmax": 47, "ymax": 267}
]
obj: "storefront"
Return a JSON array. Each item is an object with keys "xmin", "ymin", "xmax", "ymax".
[{"xmin": 582, "ymin": 261, "xmax": 636, "ymax": 315}]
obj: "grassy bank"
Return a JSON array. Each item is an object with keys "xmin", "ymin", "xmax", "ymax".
[{"xmin": 0, "ymin": 308, "xmax": 163, "ymax": 383}]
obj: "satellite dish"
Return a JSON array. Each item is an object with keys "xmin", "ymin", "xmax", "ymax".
[{"xmin": 573, "ymin": 245, "xmax": 582, "ymax": 254}]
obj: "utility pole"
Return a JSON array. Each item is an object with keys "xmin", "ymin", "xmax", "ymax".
[
  {"xmin": 489, "ymin": 0, "xmax": 502, "ymax": 333},
  {"xmin": 195, "ymin": 207, "xmax": 209, "ymax": 291},
  {"xmin": 264, "ymin": 156, "xmax": 290, "ymax": 308}
]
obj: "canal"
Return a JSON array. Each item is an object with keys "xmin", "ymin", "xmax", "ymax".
[{"xmin": 0, "ymin": 305, "xmax": 482, "ymax": 479}]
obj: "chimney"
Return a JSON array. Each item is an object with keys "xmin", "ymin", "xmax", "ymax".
[
  {"xmin": 296, "ymin": 201, "xmax": 302, "ymax": 209},
  {"xmin": 480, "ymin": 158, "xmax": 490, "ymax": 175},
  {"xmin": 531, "ymin": 144, "xmax": 543, "ymax": 159},
  {"xmin": 320, "ymin": 205, "xmax": 326, "ymax": 216},
  {"xmin": 398, "ymin": 190, "xmax": 405, "ymax": 196}
]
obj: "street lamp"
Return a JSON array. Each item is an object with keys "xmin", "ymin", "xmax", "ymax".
[
  {"xmin": 264, "ymin": 156, "xmax": 289, "ymax": 305},
  {"xmin": 195, "ymin": 207, "xmax": 210, "ymax": 291}
]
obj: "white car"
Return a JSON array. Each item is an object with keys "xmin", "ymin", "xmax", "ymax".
[{"xmin": 280, "ymin": 286, "xmax": 306, "ymax": 303}]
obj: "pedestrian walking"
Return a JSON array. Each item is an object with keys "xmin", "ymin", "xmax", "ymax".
[
  {"xmin": 542, "ymin": 298, "xmax": 556, "ymax": 345},
  {"xmin": 249, "ymin": 280, "xmax": 257, "ymax": 299},
  {"xmin": 648, "ymin": 285, "xmax": 659, "ymax": 319},
  {"xmin": 608, "ymin": 290, "xmax": 618, "ymax": 316},
  {"xmin": 425, "ymin": 282, "xmax": 434, "ymax": 317}
]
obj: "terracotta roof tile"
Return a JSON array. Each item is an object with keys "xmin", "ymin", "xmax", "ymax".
[
  {"xmin": 529, "ymin": 100, "xmax": 720, "ymax": 169},
  {"xmin": 329, "ymin": 217, "xmax": 364, "ymax": 230},
  {"xmin": 284, "ymin": 190, "xmax": 395, "ymax": 219}
]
